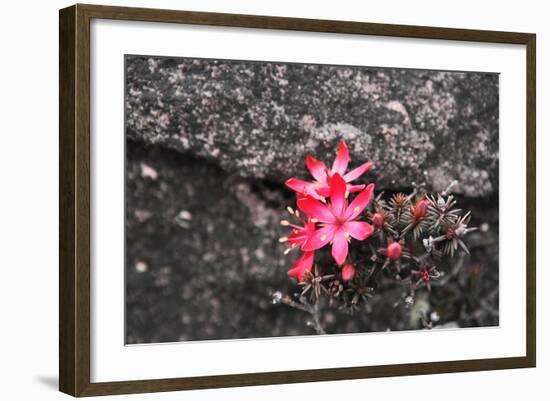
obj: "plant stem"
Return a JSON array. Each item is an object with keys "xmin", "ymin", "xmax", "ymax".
[{"xmin": 281, "ymin": 295, "xmax": 326, "ymax": 335}]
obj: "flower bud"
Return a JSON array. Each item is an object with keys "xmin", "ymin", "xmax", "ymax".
[
  {"xmin": 413, "ymin": 199, "xmax": 429, "ymax": 221},
  {"xmin": 420, "ymin": 269, "xmax": 431, "ymax": 282},
  {"xmin": 387, "ymin": 242, "xmax": 402, "ymax": 260},
  {"xmin": 371, "ymin": 212, "xmax": 385, "ymax": 229},
  {"xmin": 341, "ymin": 263, "xmax": 356, "ymax": 282}
]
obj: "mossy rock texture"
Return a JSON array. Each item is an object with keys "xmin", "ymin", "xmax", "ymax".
[{"xmin": 126, "ymin": 56, "xmax": 499, "ymax": 197}]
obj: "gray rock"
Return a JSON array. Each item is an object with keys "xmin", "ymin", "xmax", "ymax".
[{"xmin": 126, "ymin": 56, "xmax": 499, "ymax": 197}]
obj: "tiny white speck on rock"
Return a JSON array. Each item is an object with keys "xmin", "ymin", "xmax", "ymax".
[
  {"xmin": 272, "ymin": 291, "xmax": 283, "ymax": 304},
  {"xmin": 135, "ymin": 261, "xmax": 148, "ymax": 273},
  {"xmin": 140, "ymin": 163, "xmax": 158, "ymax": 180},
  {"xmin": 178, "ymin": 210, "xmax": 192, "ymax": 221},
  {"xmin": 134, "ymin": 209, "xmax": 152, "ymax": 223}
]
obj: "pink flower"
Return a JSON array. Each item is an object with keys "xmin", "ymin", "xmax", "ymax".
[
  {"xmin": 341, "ymin": 263, "xmax": 356, "ymax": 281},
  {"xmin": 298, "ymin": 173, "xmax": 375, "ymax": 265},
  {"xmin": 281, "ymin": 209, "xmax": 317, "ymax": 281},
  {"xmin": 287, "ymin": 221, "xmax": 316, "ymax": 248},
  {"xmin": 287, "ymin": 251, "xmax": 314, "ymax": 281},
  {"xmin": 285, "ymin": 140, "xmax": 374, "ymax": 200},
  {"xmin": 280, "ymin": 208, "xmax": 316, "ymax": 252},
  {"xmin": 387, "ymin": 242, "xmax": 402, "ymax": 260}
]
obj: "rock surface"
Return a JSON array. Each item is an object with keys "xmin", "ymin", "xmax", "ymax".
[{"xmin": 126, "ymin": 56, "xmax": 499, "ymax": 197}]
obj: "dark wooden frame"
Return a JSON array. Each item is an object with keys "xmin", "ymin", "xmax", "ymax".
[{"xmin": 59, "ymin": 3, "xmax": 536, "ymax": 397}]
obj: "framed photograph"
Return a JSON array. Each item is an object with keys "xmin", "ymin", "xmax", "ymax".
[{"xmin": 59, "ymin": 4, "xmax": 536, "ymax": 397}]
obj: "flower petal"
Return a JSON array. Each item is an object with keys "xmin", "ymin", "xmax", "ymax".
[
  {"xmin": 347, "ymin": 184, "xmax": 365, "ymax": 193},
  {"xmin": 306, "ymin": 155, "xmax": 328, "ymax": 184},
  {"xmin": 287, "ymin": 251, "xmax": 314, "ymax": 281},
  {"xmin": 331, "ymin": 229, "xmax": 349, "ymax": 265},
  {"xmin": 315, "ymin": 186, "xmax": 331, "ymax": 198},
  {"xmin": 287, "ymin": 230, "xmax": 308, "ymax": 247},
  {"xmin": 297, "ymin": 196, "xmax": 335, "ymax": 223},
  {"xmin": 343, "ymin": 161, "xmax": 374, "ymax": 182},
  {"xmin": 286, "ymin": 178, "xmax": 323, "ymax": 200},
  {"xmin": 344, "ymin": 221, "xmax": 374, "ymax": 241},
  {"xmin": 345, "ymin": 183, "xmax": 375, "ymax": 220},
  {"xmin": 329, "ymin": 173, "xmax": 347, "ymax": 217},
  {"xmin": 331, "ymin": 140, "xmax": 350, "ymax": 175},
  {"xmin": 287, "ymin": 220, "xmax": 317, "ymax": 247},
  {"xmin": 285, "ymin": 178, "xmax": 311, "ymax": 194},
  {"xmin": 304, "ymin": 220, "xmax": 317, "ymax": 233},
  {"xmin": 302, "ymin": 225, "xmax": 336, "ymax": 251}
]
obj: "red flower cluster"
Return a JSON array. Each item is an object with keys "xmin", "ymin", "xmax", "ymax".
[{"xmin": 281, "ymin": 140, "xmax": 375, "ymax": 281}]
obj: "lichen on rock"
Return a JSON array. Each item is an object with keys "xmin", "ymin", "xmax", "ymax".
[{"xmin": 126, "ymin": 56, "xmax": 499, "ymax": 197}]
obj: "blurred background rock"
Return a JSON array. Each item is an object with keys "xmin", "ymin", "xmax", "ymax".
[{"xmin": 125, "ymin": 56, "xmax": 499, "ymax": 343}]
